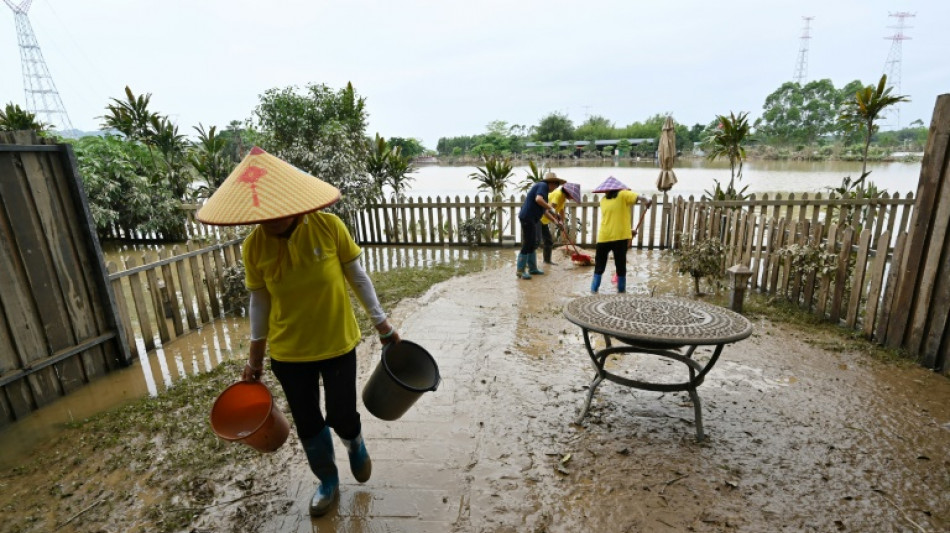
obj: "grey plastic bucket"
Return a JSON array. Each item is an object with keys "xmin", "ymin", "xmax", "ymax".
[{"xmin": 362, "ymin": 340, "xmax": 440, "ymax": 421}]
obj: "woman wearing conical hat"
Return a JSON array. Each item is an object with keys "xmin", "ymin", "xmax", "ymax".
[
  {"xmin": 539, "ymin": 181, "xmax": 581, "ymax": 265},
  {"xmin": 590, "ymin": 176, "xmax": 652, "ymax": 294},
  {"xmin": 198, "ymin": 147, "xmax": 399, "ymax": 517}
]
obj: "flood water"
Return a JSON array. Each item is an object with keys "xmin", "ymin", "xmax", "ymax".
[
  {"xmin": 409, "ymin": 159, "xmax": 922, "ymax": 199},
  {"xmin": 0, "ymin": 245, "xmax": 508, "ymax": 469}
]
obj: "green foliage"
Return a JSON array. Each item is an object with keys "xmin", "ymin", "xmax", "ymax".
[
  {"xmin": 469, "ymin": 155, "xmax": 514, "ymax": 200},
  {"xmin": 458, "ymin": 215, "xmax": 490, "ymax": 245},
  {"xmin": 704, "ymin": 111, "xmax": 752, "ymax": 200},
  {"xmin": 776, "ymin": 243, "xmax": 838, "ymax": 279},
  {"xmin": 0, "ymin": 102, "xmax": 48, "ymax": 132},
  {"xmin": 189, "ymin": 124, "xmax": 234, "ymax": 200},
  {"xmin": 387, "ymin": 136, "xmax": 426, "ymax": 159},
  {"xmin": 535, "ymin": 112, "xmax": 575, "ymax": 142},
  {"xmin": 670, "ymin": 235, "xmax": 724, "ymax": 295},
  {"xmin": 838, "ymin": 74, "xmax": 910, "ymax": 178},
  {"xmin": 71, "ymin": 135, "xmax": 187, "ymax": 240},
  {"xmin": 252, "ymin": 82, "xmax": 373, "ymax": 222},
  {"xmin": 517, "ymin": 159, "xmax": 549, "ymax": 192},
  {"xmin": 575, "ymin": 115, "xmax": 614, "ymax": 141},
  {"xmin": 366, "ymin": 134, "xmax": 417, "ymax": 200},
  {"xmin": 220, "ymin": 261, "xmax": 249, "ymax": 314}
]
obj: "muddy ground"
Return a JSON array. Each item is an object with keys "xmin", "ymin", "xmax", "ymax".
[{"xmin": 1, "ymin": 250, "xmax": 949, "ymax": 532}]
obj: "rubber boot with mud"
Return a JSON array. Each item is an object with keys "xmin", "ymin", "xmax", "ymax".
[
  {"xmin": 527, "ymin": 253, "xmax": 545, "ymax": 275},
  {"xmin": 591, "ymin": 273, "xmax": 603, "ymax": 293},
  {"xmin": 517, "ymin": 254, "xmax": 531, "ymax": 280},
  {"xmin": 302, "ymin": 426, "xmax": 339, "ymax": 517},
  {"xmin": 617, "ymin": 276, "xmax": 626, "ymax": 294},
  {"xmin": 543, "ymin": 246, "xmax": 556, "ymax": 265},
  {"xmin": 341, "ymin": 432, "xmax": 372, "ymax": 483}
]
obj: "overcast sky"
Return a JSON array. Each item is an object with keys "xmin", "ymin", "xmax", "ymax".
[{"xmin": 2, "ymin": 0, "xmax": 946, "ymax": 149}]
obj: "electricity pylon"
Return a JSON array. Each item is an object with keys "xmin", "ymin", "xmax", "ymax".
[
  {"xmin": 882, "ymin": 11, "xmax": 914, "ymax": 129},
  {"xmin": 3, "ymin": 0, "xmax": 75, "ymax": 133},
  {"xmin": 792, "ymin": 16, "xmax": 814, "ymax": 85}
]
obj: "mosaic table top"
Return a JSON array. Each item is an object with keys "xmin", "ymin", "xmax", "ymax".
[{"xmin": 563, "ymin": 294, "xmax": 753, "ymax": 346}]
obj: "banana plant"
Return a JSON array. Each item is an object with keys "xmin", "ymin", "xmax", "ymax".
[{"xmin": 0, "ymin": 102, "xmax": 47, "ymax": 132}]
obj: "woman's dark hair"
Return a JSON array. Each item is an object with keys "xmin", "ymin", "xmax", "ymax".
[{"xmin": 606, "ymin": 190, "xmax": 619, "ymax": 200}]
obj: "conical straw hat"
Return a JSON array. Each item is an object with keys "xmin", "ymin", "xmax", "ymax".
[
  {"xmin": 196, "ymin": 147, "xmax": 341, "ymax": 226},
  {"xmin": 591, "ymin": 176, "xmax": 630, "ymax": 193}
]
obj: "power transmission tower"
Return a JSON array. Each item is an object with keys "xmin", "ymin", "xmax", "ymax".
[
  {"xmin": 792, "ymin": 16, "xmax": 814, "ymax": 84},
  {"xmin": 882, "ymin": 11, "xmax": 914, "ymax": 129},
  {"xmin": 3, "ymin": 0, "xmax": 75, "ymax": 133}
]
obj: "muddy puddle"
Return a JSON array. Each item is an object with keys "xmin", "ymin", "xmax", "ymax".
[{"xmin": 2, "ymin": 247, "xmax": 949, "ymax": 532}]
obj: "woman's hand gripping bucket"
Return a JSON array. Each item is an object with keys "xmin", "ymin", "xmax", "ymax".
[
  {"xmin": 210, "ymin": 381, "xmax": 290, "ymax": 453},
  {"xmin": 362, "ymin": 340, "xmax": 440, "ymax": 421}
]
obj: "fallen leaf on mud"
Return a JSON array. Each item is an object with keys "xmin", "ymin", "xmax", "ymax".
[
  {"xmin": 724, "ymin": 480, "xmax": 738, "ymax": 489},
  {"xmin": 559, "ymin": 453, "xmax": 572, "ymax": 466},
  {"xmin": 916, "ymin": 455, "xmax": 930, "ymax": 461},
  {"xmin": 555, "ymin": 466, "xmax": 571, "ymax": 475}
]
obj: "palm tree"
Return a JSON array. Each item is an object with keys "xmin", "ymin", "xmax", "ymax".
[
  {"xmin": 101, "ymin": 86, "xmax": 157, "ymax": 141},
  {"xmin": 0, "ymin": 102, "xmax": 47, "ymax": 132},
  {"xmin": 366, "ymin": 134, "xmax": 390, "ymax": 200},
  {"xmin": 705, "ymin": 111, "xmax": 751, "ymax": 197},
  {"xmin": 385, "ymin": 146, "xmax": 416, "ymax": 197},
  {"xmin": 517, "ymin": 159, "xmax": 549, "ymax": 192},
  {"xmin": 189, "ymin": 124, "xmax": 233, "ymax": 199},
  {"xmin": 838, "ymin": 74, "xmax": 909, "ymax": 182}
]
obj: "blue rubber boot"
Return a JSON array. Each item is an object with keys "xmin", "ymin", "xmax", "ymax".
[
  {"xmin": 591, "ymin": 274, "xmax": 603, "ymax": 293},
  {"xmin": 527, "ymin": 253, "xmax": 545, "ymax": 275},
  {"xmin": 302, "ymin": 426, "xmax": 339, "ymax": 517},
  {"xmin": 617, "ymin": 276, "xmax": 627, "ymax": 293},
  {"xmin": 341, "ymin": 432, "xmax": 372, "ymax": 483},
  {"xmin": 516, "ymin": 254, "xmax": 529, "ymax": 279}
]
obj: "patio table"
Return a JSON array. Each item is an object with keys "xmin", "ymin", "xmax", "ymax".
[{"xmin": 564, "ymin": 294, "xmax": 753, "ymax": 441}]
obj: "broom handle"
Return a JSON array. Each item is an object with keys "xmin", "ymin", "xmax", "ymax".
[{"xmin": 629, "ymin": 202, "xmax": 652, "ymax": 247}]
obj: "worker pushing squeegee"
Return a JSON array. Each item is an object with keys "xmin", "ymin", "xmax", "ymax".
[{"xmin": 589, "ymin": 176, "xmax": 652, "ymax": 294}]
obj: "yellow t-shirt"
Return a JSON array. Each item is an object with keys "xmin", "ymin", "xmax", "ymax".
[
  {"xmin": 243, "ymin": 212, "xmax": 362, "ymax": 362},
  {"xmin": 597, "ymin": 190, "xmax": 640, "ymax": 243},
  {"xmin": 541, "ymin": 188, "xmax": 566, "ymax": 224}
]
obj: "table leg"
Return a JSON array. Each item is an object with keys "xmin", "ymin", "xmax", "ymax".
[
  {"xmin": 576, "ymin": 373, "xmax": 604, "ymax": 424},
  {"xmin": 688, "ymin": 387, "xmax": 704, "ymax": 442}
]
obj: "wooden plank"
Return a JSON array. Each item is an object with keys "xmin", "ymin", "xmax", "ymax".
[
  {"xmin": 427, "ymin": 197, "xmax": 436, "ymax": 244},
  {"xmin": 158, "ymin": 250, "xmax": 184, "ymax": 337},
  {"xmin": 919, "ymin": 218, "xmax": 950, "ymax": 368},
  {"xmin": 201, "ymin": 249, "xmax": 221, "ymax": 318},
  {"xmin": 863, "ymin": 231, "xmax": 892, "ymax": 339},
  {"xmin": 0, "ymin": 151, "xmax": 73, "ymax": 355},
  {"xmin": 830, "ymin": 227, "xmax": 855, "ymax": 324},
  {"xmin": 124, "ymin": 255, "xmax": 155, "ymax": 351},
  {"xmin": 875, "ymin": 231, "xmax": 907, "ymax": 344},
  {"xmin": 802, "ymin": 222, "xmax": 822, "ymax": 310},
  {"xmin": 791, "ymin": 221, "xmax": 809, "ymax": 305},
  {"xmin": 906, "ymin": 154, "xmax": 950, "ymax": 355},
  {"xmin": 408, "ymin": 197, "xmax": 417, "ymax": 244},
  {"xmin": 888, "ymin": 95, "xmax": 950, "ymax": 348},
  {"xmin": 144, "ymin": 252, "xmax": 171, "ymax": 344},
  {"xmin": 846, "ymin": 229, "xmax": 872, "ymax": 328},
  {"xmin": 816, "ymin": 224, "xmax": 838, "ymax": 319},
  {"xmin": 173, "ymin": 245, "xmax": 199, "ymax": 331},
  {"xmin": 107, "ymin": 262, "xmax": 138, "ymax": 359},
  {"xmin": 188, "ymin": 243, "xmax": 211, "ymax": 324},
  {"xmin": 51, "ymin": 144, "xmax": 125, "ymax": 371},
  {"xmin": 768, "ymin": 219, "xmax": 787, "ymax": 295}
]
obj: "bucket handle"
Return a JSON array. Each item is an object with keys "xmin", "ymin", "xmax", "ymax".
[{"xmin": 381, "ymin": 341, "xmax": 441, "ymax": 393}]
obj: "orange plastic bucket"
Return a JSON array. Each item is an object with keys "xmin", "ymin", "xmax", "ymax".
[{"xmin": 210, "ymin": 381, "xmax": 290, "ymax": 453}]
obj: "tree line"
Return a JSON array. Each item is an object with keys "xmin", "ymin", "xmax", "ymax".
[{"xmin": 435, "ymin": 77, "xmax": 928, "ymax": 161}]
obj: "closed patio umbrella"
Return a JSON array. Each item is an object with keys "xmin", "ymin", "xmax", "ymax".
[{"xmin": 656, "ymin": 116, "xmax": 678, "ymax": 192}]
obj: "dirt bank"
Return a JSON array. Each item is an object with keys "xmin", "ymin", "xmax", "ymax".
[{"xmin": 1, "ymin": 252, "xmax": 948, "ymax": 532}]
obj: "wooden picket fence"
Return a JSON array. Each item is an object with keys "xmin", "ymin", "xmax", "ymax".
[{"xmin": 106, "ymin": 239, "xmax": 243, "ymax": 360}]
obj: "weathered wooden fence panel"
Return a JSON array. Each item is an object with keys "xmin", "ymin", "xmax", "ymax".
[{"xmin": 0, "ymin": 132, "xmax": 129, "ymax": 425}]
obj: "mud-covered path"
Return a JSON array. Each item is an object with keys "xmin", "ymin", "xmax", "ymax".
[
  {"xmin": 193, "ymin": 253, "xmax": 950, "ymax": 532},
  {"xmin": 2, "ymin": 251, "xmax": 948, "ymax": 533}
]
